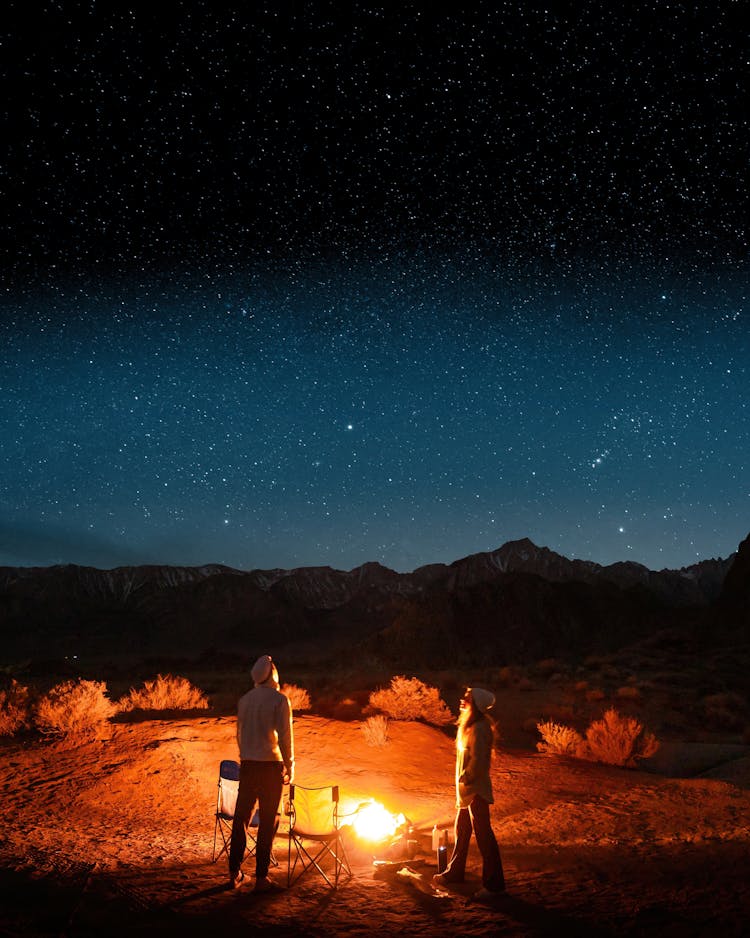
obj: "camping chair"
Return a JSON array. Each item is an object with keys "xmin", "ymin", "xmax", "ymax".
[
  {"xmin": 286, "ymin": 784, "xmax": 352, "ymax": 889},
  {"xmin": 212, "ymin": 759, "xmax": 279, "ymax": 866}
]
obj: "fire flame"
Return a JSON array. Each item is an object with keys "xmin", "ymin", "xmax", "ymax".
[{"xmin": 350, "ymin": 800, "xmax": 406, "ymax": 842}]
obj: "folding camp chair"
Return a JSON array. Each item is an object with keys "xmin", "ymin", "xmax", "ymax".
[
  {"xmin": 212, "ymin": 759, "xmax": 278, "ymax": 866},
  {"xmin": 286, "ymin": 784, "xmax": 352, "ymax": 889}
]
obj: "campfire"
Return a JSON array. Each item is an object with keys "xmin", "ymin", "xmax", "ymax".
[{"xmin": 347, "ymin": 799, "xmax": 409, "ymax": 845}]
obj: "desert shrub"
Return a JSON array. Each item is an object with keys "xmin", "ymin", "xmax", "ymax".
[
  {"xmin": 536, "ymin": 720, "xmax": 584, "ymax": 756},
  {"xmin": 361, "ymin": 714, "xmax": 389, "ymax": 748},
  {"xmin": 496, "ymin": 666, "xmax": 517, "ymax": 687},
  {"xmin": 616, "ymin": 685, "xmax": 641, "ymax": 701},
  {"xmin": 536, "ymin": 658, "xmax": 561, "ymax": 678},
  {"xmin": 548, "ymin": 704, "xmax": 575, "ymax": 723},
  {"xmin": 0, "ymin": 680, "xmax": 31, "ymax": 736},
  {"xmin": 581, "ymin": 708, "xmax": 659, "ymax": 768},
  {"xmin": 368, "ymin": 675, "xmax": 453, "ymax": 726},
  {"xmin": 702, "ymin": 692, "xmax": 747, "ymax": 731},
  {"xmin": 118, "ymin": 674, "xmax": 208, "ymax": 712},
  {"xmin": 330, "ymin": 697, "xmax": 362, "ymax": 720},
  {"xmin": 585, "ymin": 687, "xmax": 606, "ymax": 702},
  {"xmin": 281, "ymin": 683, "xmax": 311, "ymax": 712},
  {"xmin": 35, "ymin": 679, "xmax": 116, "ymax": 737},
  {"xmin": 314, "ymin": 693, "xmax": 366, "ymax": 721}
]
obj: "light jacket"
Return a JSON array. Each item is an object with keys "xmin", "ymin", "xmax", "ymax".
[
  {"xmin": 456, "ymin": 715, "xmax": 494, "ymax": 807},
  {"xmin": 236, "ymin": 684, "xmax": 294, "ymax": 780}
]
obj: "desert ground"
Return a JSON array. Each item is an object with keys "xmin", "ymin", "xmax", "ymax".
[{"xmin": 1, "ymin": 690, "xmax": 750, "ymax": 938}]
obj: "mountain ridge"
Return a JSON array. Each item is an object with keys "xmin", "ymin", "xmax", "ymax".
[{"xmin": 0, "ymin": 537, "xmax": 742, "ymax": 665}]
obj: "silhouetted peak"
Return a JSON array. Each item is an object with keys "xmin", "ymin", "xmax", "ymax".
[{"xmin": 718, "ymin": 532, "xmax": 750, "ymax": 615}]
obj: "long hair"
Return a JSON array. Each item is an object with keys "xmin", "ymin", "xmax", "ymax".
[
  {"xmin": 458, "ymin": 690, "xmax": 501, "ymax": 753},
  {"xmin": 457, "ymin": 691, "xmax": 484, "ymax": 750}
]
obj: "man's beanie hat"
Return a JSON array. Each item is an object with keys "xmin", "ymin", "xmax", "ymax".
[{"xmin": 251, "ymin": 655, "xmax": 274, "ymax": 685}]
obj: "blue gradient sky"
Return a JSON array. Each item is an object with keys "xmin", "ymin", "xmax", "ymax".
[{"xmin": 2, "ymin": 4, "xmax": 748, "ymax": 572}]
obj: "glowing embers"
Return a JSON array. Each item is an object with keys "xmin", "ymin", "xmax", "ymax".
[{"xmin": 349, "ymin": 799, "xmax": 407, "ymax": 843}]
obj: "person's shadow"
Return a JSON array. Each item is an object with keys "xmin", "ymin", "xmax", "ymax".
[{"xmin": 472, "ymin": 891, "xmax": 611, "ymax": 936}]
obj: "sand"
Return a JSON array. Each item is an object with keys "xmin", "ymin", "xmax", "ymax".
[{"xmin": 1, "ymin": 714, "xmax": 749, "ymax": 936}]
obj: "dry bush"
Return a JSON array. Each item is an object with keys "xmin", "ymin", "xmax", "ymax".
[
  {"xmin": 616, "ymin": 685, "xmax": 641, "ymax": 701},
  {"xmin": 35, "ymin": 679, "xmax": 116, "ymax": 737},
  {"xmin": 574, "ymin": 680, "xmax": 589, "ymax": 693},
  {"xmin": 118, "ymin": 674, "xmax": 208, "ymax": 712},
  {"xmin": 310, "ymin": 692, "xmax": 362, "ymax": 721},
  {"xmin": 536, "ymin": 720, "xmax": 584, "ymax": 756},
  {"xmin": 536, "ymin": 658, "xmax": 560, "ymax": 678},
  {"xmin": 547, "ymin": 704, "xmax": 575, "ymax": 723},
  {"xmin": 581, "ymin": 707, "xmax": 659, "ymax": 767},
  {"xmin": 330, "ymin": 697, "xmax": 363, "ymax": 721},
  {"xmin": 536, "ymin": 708, "xmax": 659, "ymax": 768},
  {"xmin": 586, "ymin": 687, "xmax": 606, "ymax": 702},
  {"xmin": 496, "ymin": 666, "xmax": 517, "ymax": 687},
  {"xmin": 281, "ymin": 683, "xmax": 311, "ymax": 712},
  {"xmin": 0, "ymin": 680, "xmax": 31, "ymax": 736},
  {"xmin": 702, "ymin": 692, "xmax": 747, "ymax": 731},
  {"xmin": 361, "ymin": 714, "xmax": 389, "ymax": 748},
  {"xmin": 368, "ymin": 675, "xmax": 453, "ymax": 726}
]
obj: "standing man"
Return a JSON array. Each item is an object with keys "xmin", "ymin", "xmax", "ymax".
[{"xmin": 229, "ymin": 654, "xmax": 294, "ymax": 892}]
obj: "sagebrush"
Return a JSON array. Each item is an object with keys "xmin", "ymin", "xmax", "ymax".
[
  {"xmin": 537, "ymin": 707, "xmax": 658, "ymax": 768},
  {"xmin": 281, "ymin": 683, "xmax": 311, "ymax": 711},
  {"xmin": 615, "ymin": 685, "xmax": 641, "ymax": 701},
  {"xmin": 583, "ymin": 708, "xmax": 659, "ymax": 767},
  {"xmin": 361, "ymin": 714, "xmax": 389, "ymax": 747},
  {"xmin": 0, "ymin": 680, "xmax": 31, "ymax": 736},
  {"xmin": 702, "ymin": 692, "xmax": 747, "ymax": 730},
  {"xmin": 536, "ymin": 720, "xmax": 583, "ymax": 756},
  {"xmin": 368, "ymin": 675, "xmax": 453, "ymax": 726},
  {"xmin": 118, "ymin": 674, "xmax": 208, "ymax": 712},
  {"xmin": 35, "ymin": 679, "xmax": 116, "ymax": 737}
]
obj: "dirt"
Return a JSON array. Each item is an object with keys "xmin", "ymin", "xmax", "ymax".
[{"xmin": 1, "ymin": 714, "xmax": 749, "ymax": 936}]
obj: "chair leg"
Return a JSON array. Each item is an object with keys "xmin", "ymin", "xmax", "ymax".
[
  {"xmin": 213, "ymin": 819, "xmax": 232, "ymax": 864},
  {"xmin": 287, "ymin": 834, "xmax": 352, "ymax": 889}
]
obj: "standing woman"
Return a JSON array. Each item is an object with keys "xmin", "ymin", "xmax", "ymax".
[{"xmin": 433, "ymin": 686, "xmax": 505, "ymax": 900}]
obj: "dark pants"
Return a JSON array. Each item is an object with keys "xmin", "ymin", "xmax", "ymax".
[
  {"xmin": 229, "ymin": 760, "xmax": 283, "ymax": 879},
  {"xmin": 445, "ymin": 795, "xmax": 505, "ymax": 891}
]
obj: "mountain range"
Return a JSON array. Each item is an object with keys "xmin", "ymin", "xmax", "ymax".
[{"xmin": 2, "ymin": 537, "xmax": 747, "ymax": 670}]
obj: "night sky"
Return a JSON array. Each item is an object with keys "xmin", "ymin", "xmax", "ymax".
[{"xmin": 2, "ymin": 2, "xmax": 748, "ymax": 573}]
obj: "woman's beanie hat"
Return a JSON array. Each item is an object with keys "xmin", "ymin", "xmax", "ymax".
[
  {"xmin": 251, "ymin": 655, "xmax": 274, "ymax": 685},
  {"xmin": 471, "ymin": 687, "xmax": 496, "ymax": 713}
]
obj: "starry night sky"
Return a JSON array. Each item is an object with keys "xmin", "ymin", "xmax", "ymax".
[{"xmin": 2, "ymin": 2, "xmax": 748, "ymax": 573}]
